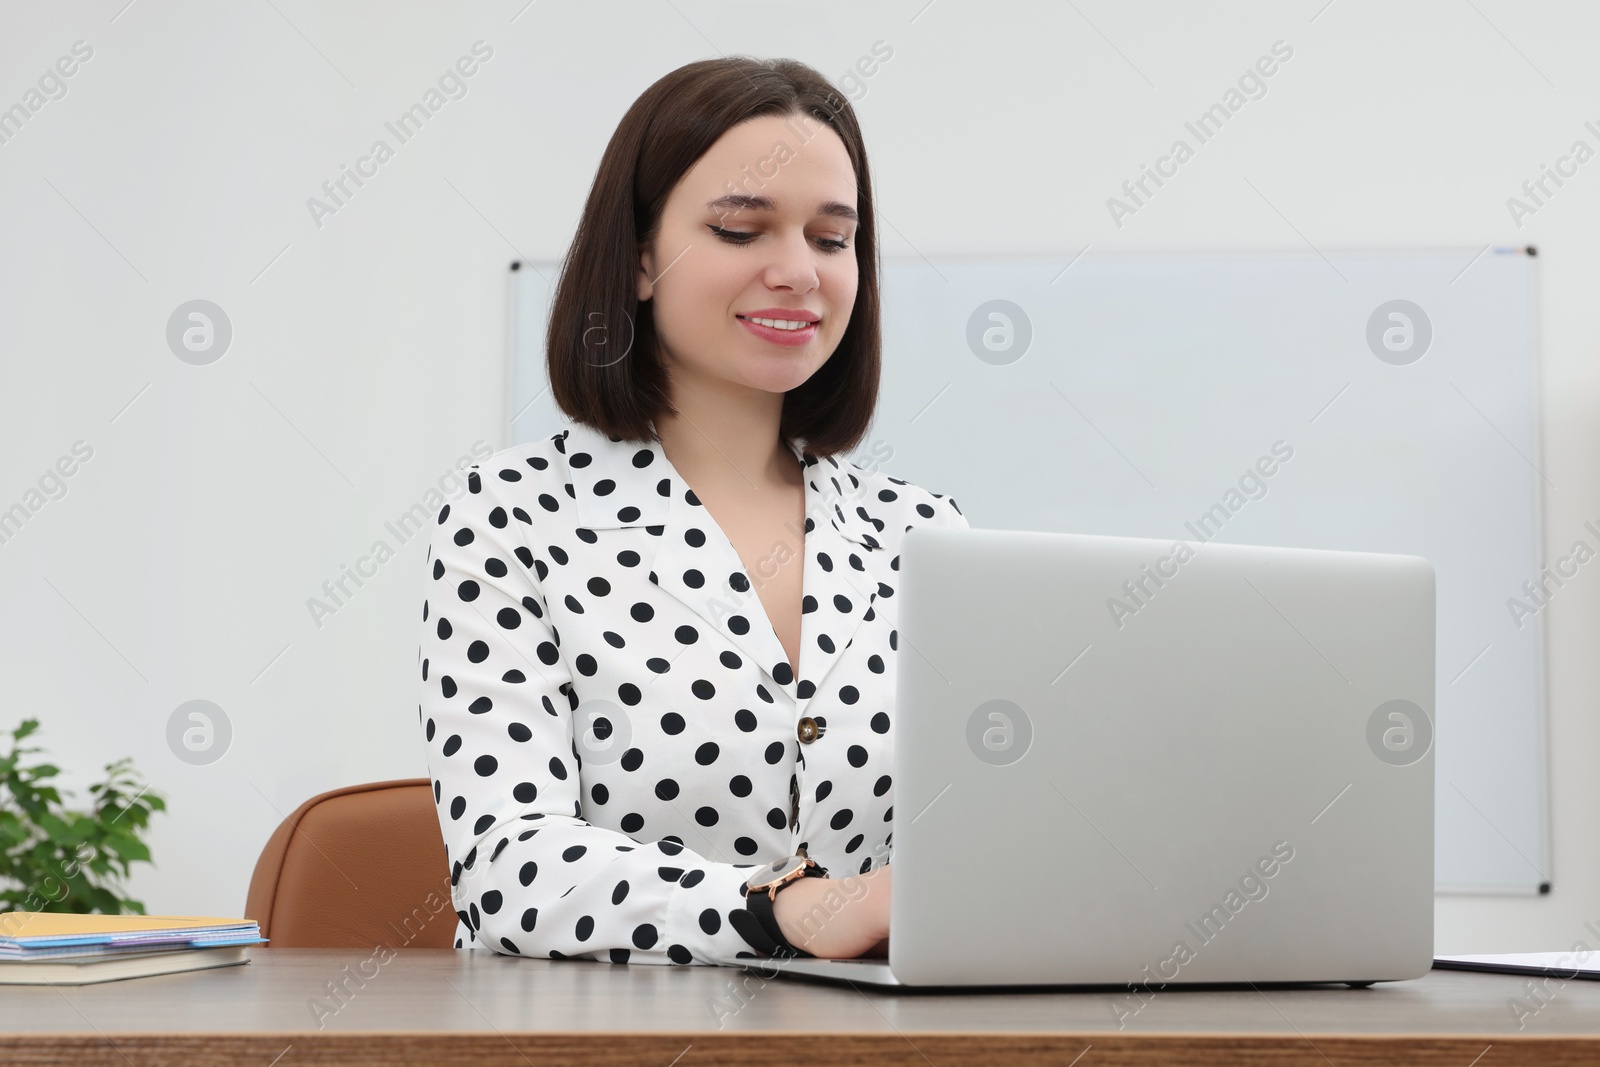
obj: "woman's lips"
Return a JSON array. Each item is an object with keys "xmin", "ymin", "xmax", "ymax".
[{"xmin": 737, "ymin": 315, "xmax": 818, "ymax": 348}]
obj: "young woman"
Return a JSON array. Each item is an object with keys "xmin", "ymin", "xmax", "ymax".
[{"xmin": 419, "ymin": 56, "xmax": 967, "ymax": 966}]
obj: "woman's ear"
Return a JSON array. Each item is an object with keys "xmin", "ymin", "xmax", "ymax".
[{"xmin": 637, "ymin": 243, "xmax": 655, "ymax": 303}]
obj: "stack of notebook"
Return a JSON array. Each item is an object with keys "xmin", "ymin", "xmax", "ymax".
[{"xmin": 0, "ymin": 913, "xmax": 267, "ymax": 985}]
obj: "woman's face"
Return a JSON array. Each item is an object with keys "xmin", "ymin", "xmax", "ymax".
[{"xmin": 637, "ymin": 113, "xmax": 860, "ymax": 402}]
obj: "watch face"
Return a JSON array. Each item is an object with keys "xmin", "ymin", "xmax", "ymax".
[{"xmin": 746, "ymin": 855, "xmax": 808, "ymax": 890}]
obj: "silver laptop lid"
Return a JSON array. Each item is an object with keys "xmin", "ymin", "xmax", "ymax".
[{"xmin": 889, "ymin": 528, "xmax": 1434, "ymax": 987}]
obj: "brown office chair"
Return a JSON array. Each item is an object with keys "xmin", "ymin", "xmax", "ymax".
[{"xmin": 245, "ymin": 777, "xmax": 457, "ymax": 949}]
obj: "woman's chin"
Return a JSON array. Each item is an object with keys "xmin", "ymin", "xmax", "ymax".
[{"xmin": 735, "ymin": 364, "xmax": 820, "ymax": 395}]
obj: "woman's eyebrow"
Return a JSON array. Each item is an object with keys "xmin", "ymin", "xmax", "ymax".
[{"xmin": 704, "ymin": 193, "xmax": 858, "ymax": 223}]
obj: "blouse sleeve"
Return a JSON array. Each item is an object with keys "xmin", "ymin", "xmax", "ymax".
[
  {"xmin": 417, "ymin": 465, "xmax": 770, "ymax": 965},
  {"xmin": 942, "ymin": 494, "xmax": 969, "ymax": 529}
]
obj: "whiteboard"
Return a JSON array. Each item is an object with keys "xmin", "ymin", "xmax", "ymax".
[{"xmin": 509, "ymin": 247, "xmax": 1547, "ymax": 895}]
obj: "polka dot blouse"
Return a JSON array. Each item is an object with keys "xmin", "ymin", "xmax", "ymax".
[{"xmin": 417, "ymin": 420, "xmax": 968, "ymax": 964}]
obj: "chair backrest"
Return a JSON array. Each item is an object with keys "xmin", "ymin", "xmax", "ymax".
[{"xmin": 245, "ymin": 777, "xmax": 455, "ymax": 949}]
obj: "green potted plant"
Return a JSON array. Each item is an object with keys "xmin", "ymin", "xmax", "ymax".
[{"xmin": 0, "ymin": 718, "xmax": 166, "ymax": 915}]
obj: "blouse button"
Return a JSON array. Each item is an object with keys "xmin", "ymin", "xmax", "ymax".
[{"xmin": 797, "ymin": 717, "xmax": 824, "ymax": 744}]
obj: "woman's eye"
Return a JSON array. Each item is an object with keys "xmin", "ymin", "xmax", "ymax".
[
  {"xmin": 708, "ymin": 225, "xmax": 757, "ymax": 244},
  {"xmin": 707, "ymin": 225, "xmax": 851, "ymax": 253}
]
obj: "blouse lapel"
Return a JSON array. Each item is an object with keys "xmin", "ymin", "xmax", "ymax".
[
  {"xmin": 559, "ymin": 421, "xmax": 882, "ymax": 712},
  {"xmin": 789, "ymin": 455, "xmax": 884, "ymax": 709}
]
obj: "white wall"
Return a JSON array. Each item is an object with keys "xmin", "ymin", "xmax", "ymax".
[{"xmin": 1, "ymin": 0, "xmax": 1596, "ymax": 954}]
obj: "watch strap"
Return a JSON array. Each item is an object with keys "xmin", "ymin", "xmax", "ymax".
[{"xmin": 744, "ymin": 881, "xmax": 814, "ymax": 958}]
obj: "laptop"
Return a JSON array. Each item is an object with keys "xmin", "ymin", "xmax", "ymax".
[{"xmin": 748, "ymin": 527, "xmax": 1435, "ymax": 991}]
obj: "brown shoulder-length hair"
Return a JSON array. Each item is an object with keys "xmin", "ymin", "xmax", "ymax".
[{"xmin": 546, "ymin": 56, "xmax": 879, "ymax": 459}]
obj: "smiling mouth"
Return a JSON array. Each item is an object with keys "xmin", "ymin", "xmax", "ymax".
[{"xmin": 736, "ymin": 314, "xmax": 820, "ymax": 330}]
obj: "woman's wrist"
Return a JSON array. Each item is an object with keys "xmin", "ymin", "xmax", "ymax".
[
  {"xmin": 770, "ymin": 875, "xmax": 825, "ymax": 950},
  {"xmin": 771, "ymin": 867, "xmax": 889, "ymax": 956}
]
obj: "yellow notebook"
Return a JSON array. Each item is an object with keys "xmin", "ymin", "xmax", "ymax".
[{"xmin": 0, "ymin": 912, "xmax": 265, "ymax": 958}]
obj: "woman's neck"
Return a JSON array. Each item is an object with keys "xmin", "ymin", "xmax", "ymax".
[{"xmin": 653, "ymin": 392, "xmax": 797, "ymax": 494}]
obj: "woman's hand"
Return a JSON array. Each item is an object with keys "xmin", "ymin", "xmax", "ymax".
[{"xmin": 771, "ymin": 864, "xmax": 891, "ymax": 959}]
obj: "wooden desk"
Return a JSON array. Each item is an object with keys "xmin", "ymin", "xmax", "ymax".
[{"xmin": 2, "ymin": 948, "xmax": 1595, "ymax": 1065}]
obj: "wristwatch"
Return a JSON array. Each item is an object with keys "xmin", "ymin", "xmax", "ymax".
[{"xmin": 741, "ymin": 855, "xmax": 829, "ymax": 958}]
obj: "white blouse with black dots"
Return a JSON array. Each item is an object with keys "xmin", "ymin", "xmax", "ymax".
[{"xmin": 417, "ymin": 419, "xmax": 968, "ymax": 965}]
